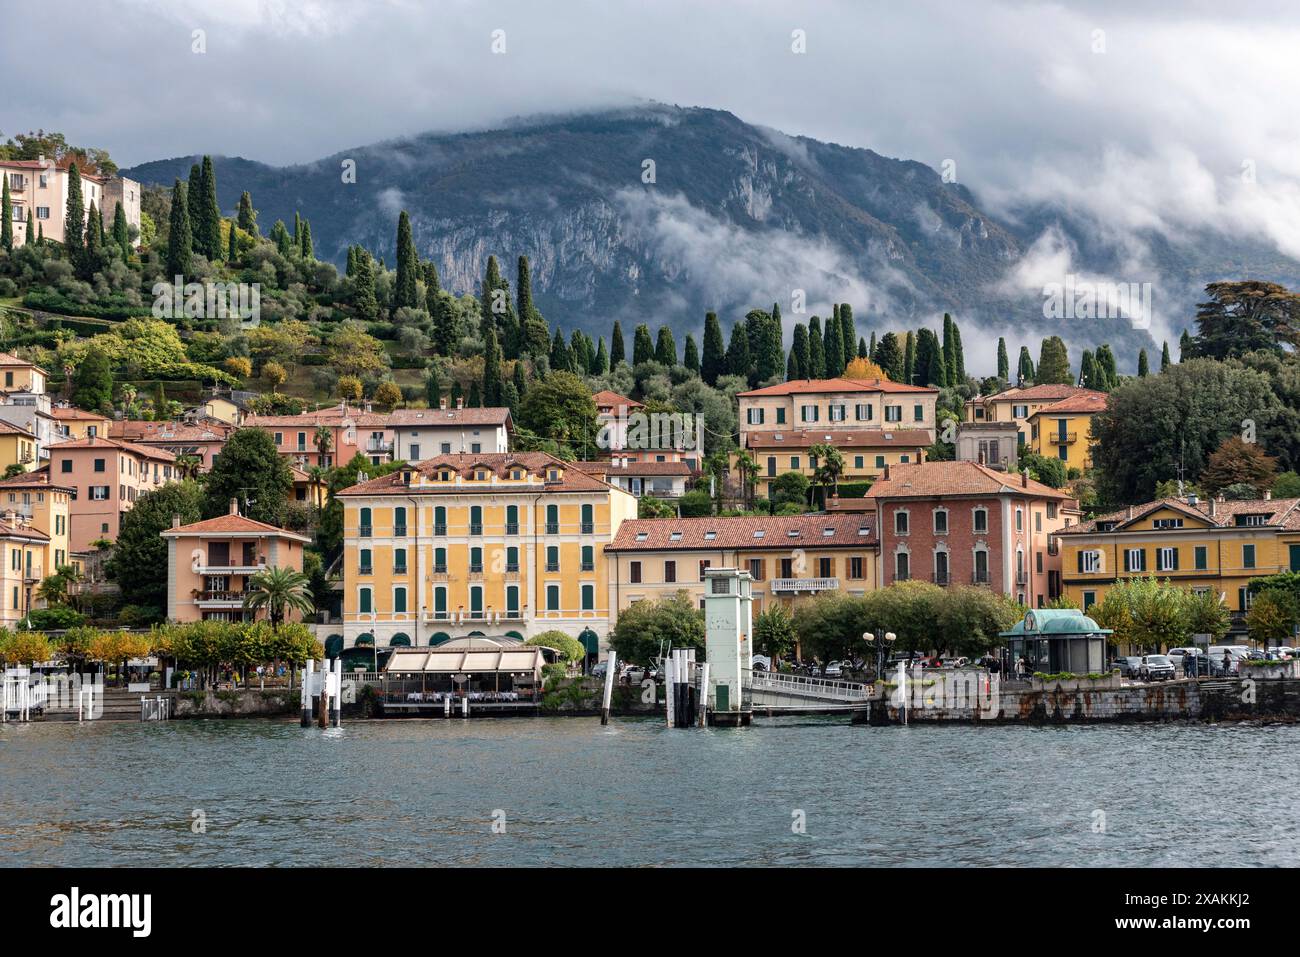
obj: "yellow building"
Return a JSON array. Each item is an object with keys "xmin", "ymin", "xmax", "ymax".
[
  {"xmin": 745, "ymin": 428, "xmax": 929, "ymax": 498},
  {"xmin": 0, "ymin": 517, "xmax": 50, "ymax": 627},
  {"xmin": 1057, "ymin": 494, "xmax": 1300, "ymax": 638},
  {"xmin": 1027, "ymin": 392, "xmax": 1107, "ymax": 471},
  {"xmin": 964, "ymin": 384, "xmax": 1104, "ymax": 449},
  {"xmin": 334, "ymin": 452, "xmax": 638, "ymax": 661},
  {"xmin": 0, "ymin": 421, "xmax": 39, "ymax": 474},
  {"xmin": 605, "ymin": 514, "xmax": 879, "ymax": 618},
  {"xmin": 0, "ymin": 466, "xmax": 73, "ymax": 575},
  {"xmin": 51, "ymin": 405, "xmax": 112, "ymax": 441}
]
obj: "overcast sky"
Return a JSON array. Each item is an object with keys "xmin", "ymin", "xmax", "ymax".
[{"xmin": 4, "ymin": 0, "xmax": 1299, "ymax": 347}]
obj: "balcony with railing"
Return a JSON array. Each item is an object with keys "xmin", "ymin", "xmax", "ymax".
[
  {"xmin": 770, "ymin": 577, "xmax": 840, "ymax": 594},
  {"xmin": 366, "ymin": 438, "xmax": 394, "ymax": 454},
  {"xmin": 1048, "ymin": 431, "xmax": 1078, "ymax": 444},
  {"xmin": 196, "ymin": 590, "xmax": 248, "ymax": 605},
  {"xmin": 972, "ymin": 570, "xmax": 991, "ymax": 585}
]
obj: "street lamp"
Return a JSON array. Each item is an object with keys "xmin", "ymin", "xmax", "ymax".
[{"xmin": 865, "ymin": 630, "xmax": 897, "ymax": 679}]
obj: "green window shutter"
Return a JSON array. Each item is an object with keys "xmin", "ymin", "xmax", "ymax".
[{"xmin": 394, "ymin": 588, "xmax": 407, "ymax": 613}]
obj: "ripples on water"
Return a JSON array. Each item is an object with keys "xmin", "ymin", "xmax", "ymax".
[{"xmin": 1, "ymin": 717, "xmax": 1295, "ymax": 867}]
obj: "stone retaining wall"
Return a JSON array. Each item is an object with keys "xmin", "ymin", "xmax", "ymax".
[{"xmin": 172, "ymin": 688, "xmax": 298, "ymax": 718}]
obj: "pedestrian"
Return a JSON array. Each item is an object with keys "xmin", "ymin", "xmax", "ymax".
[
  {"xmin": 1183, "ymin": 653, "xmax": 1194, "ymax": 679},
  {"xmin": 1222, "ymin": 650, "xmax": 1232, "ymax": 675}
]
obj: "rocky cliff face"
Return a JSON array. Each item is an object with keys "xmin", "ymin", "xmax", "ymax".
[{"xmin": 125, "ymin": 104, "xmax": 1300, "ymax": 363}]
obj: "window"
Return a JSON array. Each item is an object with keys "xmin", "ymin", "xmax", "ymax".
[
  {"xmin": 506, "ymin": 585, "xmax": 520, "ymax": 617},
  {"xmin": 470, "ymin": 546, "xmax": 483, "ymax": 573},
  {"xmin": 547, "ymin": 584, "xmax": 560, "ymax": 611},
  {"xmin": 1153, "ymin": 518, "xmax": 1183, "ymax": 529},
  {"xmin": 974, "ymin": 549, "xmax": 989, "ymax": 583},
  {"xmin": 1156, "ymin": 546, "xmax": 1178, "ymax": 572},
  {"xmin": 854, "ymin": 455, "xmax": 864, "ymax": 469},
  {"xmin": 855, "ymin": 403, "xmax": 872, "ymax": 421},
  {"xmin": 895, "ymin": 551, "xmax": 910, "ymax": 581},
  {"xmin": 1080, "ymin": 550, "xmax": 1101, "ymax": 574},
  {"xmin": 780, "ymin": 557, "xmax": 793, "ymax": 578},
  {"xmin": 829, "ymin": 404, "xmax": 846, "ymax": 422},
  {"xmin": 913, "ymin": 404, "xmax": 924, "ymax": 422},
  {"xmin": 506, "ymin": 546, "xmax": 519, "ymax": 572},
  {"xmin": 393, "ymin": 587, "xmax": 407, "ymax": 614},
  {"xmin": 393, "ymin": 507, "xmax": 407, "ymax": 536},
  {"xmin": 581, "ymin": 504, "xmax": 594, "ymax": 534},
  {"xmin": 894, "ymin": 511, "xmax": 909, "ymax": 534},
  {"xmin": 850, "ymin": 556, "xmax": 864, "ymax": 579},
  {"xmin": 1082, "ymin": 590, "xmax": 1096, "ymax": 610},
  {"xmin": 1035, "ymin": 512, "xmax": 1042, "ymax": 533},
  {"xmin": 875, "ymin": 455, "xmax": 885, "ymax": 469},
  {"xmin": 582, "ymin": 584, "xmax": 595, "ymax": 611},
  {"xmin": 1013, "ymin": 404, "xmax": 1029, "ymax": 419},
  {"xmin": 506, "ymin": 504, "xmax": 519, "ymax": 535},
  {"xmin": 664, "ymin": 560, "xmax": 677, "ymax": 583},
  {"xmin": 973, "ymin": 508, "xmax": 988, "ymax": 534},
  {"xmin": 440, "ymin": 443, "xmax": 452, "ymax": 454},
  {"xmin": 800, "ymin": 405, "xmax": 819, "ymax": 423},
  {"xmin": 748, "ymin": 558, "xmax": 765, "ymax": 580},
  {"xmin": 818, "ymin": 556, "xmax": 832, "ymax": 577},
  {"xmin": 393, "ymin": 547, "xmax": 407, "ymax": 573},
  {"xmin": 1194, "ymin": 545, "xmax": 1208, "ymax": 571},
  {"xmin": 434, "ymin": 506, "xmax": 447, "ymax": 536},
  {"xmin": 1015, "ymin": 508, "xmax": 1023, "ymax": 532},
  {"xmin": 767, "ymin": 457, "xmax": 777, "ymax": 477},
  {"xmin": 409, "ymin": 444, "xmax": 420, "ymax": 460},
  {"xmin": 629, "ymin": 561, "xmax": 642, "ymax": 584},
  {"xmin": 1235, "ymin": 514, "xmax": 1268, "ymax": 528},
  {"xmin": 1124, "ymin": 548, "xmax": 1146, "ymax": 573},
  {"xmin": 93, "ymin": 458, "xmax": 105, "ymax": 472},
  {"xmin": 746, "ymin": 407, "xmax": 765, "ymax": 425},
  {"xmin": 933, "ymin": 509, "xmax": 948, "ymax": 534},
  {"xmin": 358, "ymin": 548, "xmax": 372, "ymax": 574},
  {"xmin": 1243, "ymin": 543, "xmax": 1256, "ymax": 569},
  {"xmin": 36, "ymin": 205, "xmax": 50, "ymax": 219},
  {"xmin": 546, "ymin": 504, "xmax": 559, "ymax": 535},
  {"xmin": 775, "ymin": 408, "xmax": 786, "ymax": 424},
  {"xmin": 470, "ymin": 586, "xmax": 484, "ymax": 618},
  {"xmin": 358, "ymin": 587, "xmax": 372, "ymax": 614},
  {"xmin": 547, "ymin": 546, "xmax": 560, "ymax": 572},
  {"xmin": 885, "ymin": 405, "xmax": 902, "ymax": 422},
  {"xmin": 60, "ymin": 460, "xmax": 72, "ymax": 473},
  {"xmin": 434, "ymin": 547, "xmax": 447, "ymax": 574},
  {"xmin": 791, "ymin": 456, "xmax": 801, "ymax": 471},
  {"xmin": 359, "ymin": 507, "xmax": 372, "ymax": 537},
  {"xmin": 90, "ymin": 486, "xmax": 109, "ymax": 500},
  {"xmin": 469, "ymin": 505, "xmax": 482, "ymax": 535},
  {"xmin": 934, "ymin": 550, "xmax": 949, "ymax": 584}
]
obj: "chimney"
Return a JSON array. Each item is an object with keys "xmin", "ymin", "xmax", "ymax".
[
  {"xmin": 1187, "ymin": 493, "xmax": 1198, "ymax": 506},
  {"xmin": 883, "ymin": 463, "xmax": 890, "ymax": 481},
  {"xmin": 364, "ymin": 401, "xmax": 372, "ymax": 414},
  {"xmin": 1209, "ymin": 497, "xmax": 1217, "ymax": 519},
  {"xmin": 172, "ymin": 513, "xmax": 181, "ymax": 528},
  {"xmin": 1126, "ymin": 505, "xmax": 1134, "ymax": 519},
  {"xmin": 1265, "ymin": 489, "xmax": 1272, "ymax": 500},
  {"xmin": 1022, "ymin": 468, "xmax": 1029, "ymax": 488},
  {"xmin": 456, "ymin": 397, "xmax": 464, "ymax": 410},
  {"xmin": 440, "ymin": 398, "xmax": 448, "ymax": 411},
  {"xmin": 229, "ymin": 497, "xmax": 239, "ymax": 516}
]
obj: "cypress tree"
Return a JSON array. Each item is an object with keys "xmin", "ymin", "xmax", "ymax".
[
  {"xmin": 1079, "ymin": 350, "xmax": 1097, "ymax": 388},
  {"xmin": 199, "ymin": 155, "xmax": 221, "ymax": 259},
  {"xmin": 808, "ymin": 316, "xmax": 825, "ymax": 379},
  {"xmin": 512, "ymin": 361, "xmax": 527, "ymax": 401},
  {"xmin": 187, "ymin": 163, "xmax": 203, "ymax": 251},
  {"xmin": 769, "ymin": 302, "xmax": 784, "ymax": 378},
  {"xmin": 64, "ymin": 163, "xmax": 85, "ymax": 258},
  {"xmin": 112, "ymin": 202, "xmax": 130, "ymax": 260},
  {"xmin": 1178, "ymin": 330, "xmax": 1191, "ymax": 362},
  {"xmin": 501, "ymin": 379, "xmax": 520, "ymax": 416},
  {"xmin": 858, "ymin": 337, "xmax": 868, "ymax": 359},
  {"xmin": 594, "ymin": 337, "xmax": 610, "ymax": 375},
  {"xmin": 79, "ymin": 200, "xmax": 100, "ymax": 278},
  {"xmin": 550, "ymin": 328, "xmax": 572, "ymax": 372},
  {"xmin": 874, "ymin": 332, "xmax": 904, "ymax": 382},
  {"xmin": 867, "ymin": 331, "xmax": 877, "ymax": 359},
  {"xmin": 516, "ymin": 256, "xmax": 548, "ymax": 358},
  {"xmin": 941, "ymin": 313, "xmax": 956, "ymax": 386},
  {"xmin": 903, "ymin": 331, "xmax": 916, "ymax": 384},
  {"xmin": 839, "ymin": 304, "xmax": 856, "ymax": 367},
  {"xmin": 0, "ymin": 175, "xmax": 11, "ymax": 252},
  {"xmin": 610, "ymin": 320, "xmax": 626, "ymax": 369},
  {"xmin": 1160, "ymin": 341, "xmax": 1171, "ymax": 371},
  {"xmin": 633, "ymin": 324, "xmax": 655, "ymax": 366},
  {"xmin": 482, "ymin": 326, "xmax": 503, "ymax": 406},
  {"xmin": 165, "ymin": 178, "xmax": 191, "ymax": 279},
  {"xmin": 791, "ymin": 324, "xmax": 810, "ymax": 379},
  {"xmin": 1036, "ymin": 336, "xmax": 1072, "ymax": 384},
  {"xmin": 394, "ymin": 211, "xmax": 419, "ymax": 312},
  {"xmin": 292, "ymin": 211, "xmax": 301, "ymax": 249},
  {"xmin": 997, "ymin": 337, "xmax": 1009, "ymax": 380},
  {"xmin": 1095, "ymin": 344, "xmax": 1117, "ymax": 390},
  {"xmin": 787, "ymin": 351, "xmax": 798, "ymax": 380},
  {"xmin": 237, "ymin": 191, "xmax": 258, "ymax": 235},
  {"xmin": 1017, "ymin": 346, "xmax": 1034, "ymax": 384},
  {"xmin": 745, "ymin": 310, "xmax": 775, "ymax": 381},
  {"xmin": 352, "ymin": 250, "xmax": 378, "ymax": 320},
  {"xmin": 226, "ymin": 219, "xmax": 237, "ymax": 262},
  {"xmin": 299, "ymin": 220, "xmax": 313, "ymax": 260},
  {"xmin": 1137, "ymin": 348, "xmax": 1149, "ymax": 377},
  {"xmin": 655, "ymin": 326, "xmax": 678, "ymax": 366},
  {"xmin": 25, "ymin": 208, "xmax": 34, "ymax": 248},
  {"xmin": 271, "ymin": 220, "xmax": 291, "ymax": 256},
  {"xmin": 683, "ymin": 333, "xmax": 699, "ymax": 374},
  {"xmin": 952, "ymin": 320, "xmax": 966, "ymax": 380},
  {"xmin": 823, "ymin": 311, "xmax": 844, "ymax": 377},
  {"xmin": 451, "ymin": 381, "xmax": 463, "ymax": 406},
  {"xmin": 701, "ymin": 312, "xmax": 724, "ymax": 385},
  {"xmin": 425, "ymin": 371, "xmax": 441, "ymax": 408},
  {"xmin": 468, "ymin": 381, "xmax": 481, "ymax": 408},
  {"xmin": 36, "ymin": 221, "xmax": 43, "ymax": 244},
  {"xmin": 726, "ymin": 321, "xmax": 751, "ymax": 379},
  {"xmin": 571, "ymin": 329, "xmax": 591, "ymax": 373}
]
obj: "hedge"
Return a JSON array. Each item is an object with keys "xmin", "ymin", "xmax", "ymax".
[{"xmin": 24, "ymin": 289, "xmax": 151, "ymax": 320}]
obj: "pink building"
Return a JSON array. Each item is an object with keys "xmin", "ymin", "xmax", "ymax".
[
  {"xmin": 48, "ymin": 436, "xmax": 178, "ymax": 553},
  {"xmin": 161, "ymin": 501, "xmax": 309, "ymax": 623},
  {"xmin": 110, "ymin": 419, "xmax": 234, "ymax": 472}
]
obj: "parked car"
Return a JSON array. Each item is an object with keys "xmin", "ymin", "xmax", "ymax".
[
  {"xmin": 823, "ymin": 661, "xmax": 844, "ymax": 678},
  {"xmin": 1140, "ymin": 654, "xmax": 1176, "ymax": 681},
  {"xmin": 624, "ymin": 665, "xmax": 647, "ymax": 683},
  {"xmin": 1206, "ymin": 645, "xmax": 1251, "ymax": 675},
  {"xmin": 1113, "ymin": 656, "xmax": 1143, "ymax": 678},
  {"xmin": 591, "ymin": 662, "xmax": 609, "ymax": 679},
  {"xmin": 1167, "ymin": 648, "xmax": 1203, "ymax": 674}
]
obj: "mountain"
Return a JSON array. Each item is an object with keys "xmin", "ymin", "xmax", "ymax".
[{"xmin": 124, "ymin": 105, "xmax": 1300, "ymax": 367}]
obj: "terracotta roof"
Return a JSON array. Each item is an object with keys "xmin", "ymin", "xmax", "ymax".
[
  {"xmin": 162, "ymin": 513, "xmax": 310, "ymax": 540},
  {"xmin": 592, "ymin": 390, "xmax": 644, "ymax": 410},
  {"xmin": 0, "ymin": 519, "xmax": 49, "ymax": 542},
  {"xmin": 574, "ymin": 460, "xmax": 694, "ymax": 476},
  {"xmin": 111, "ymin": 420, "xmax": 232, "ymax": 443},
  {"xmin": 244, "ymin": 410, "xmax": 391, "ymax": 428},
  {"xmin": 46, "ymin": 436, "xmax": 176, "ymax": 461},
  {"xmin": 864, "ymin": 460, "xmax": 1073, "ymax": 500},
  {"xmin": 607, "ymin": 513, "xmax": 877, "ymax": 552},
  {"xmin": 337, "ymin": 452, "xmax": 621, "ymax": 496},
  {"xmin": 0, "ymin": 464, "xmax": 75, "ymax": 493},
  {"xmin": 0, "ymin": 419, "xmax": 35, "ymax": 438},
  {"xmin": 1062, "ymin": 496, "xmax": 1300, "ymax": 534},
  {"xmin": 739, "ymin": 377, "xmax": 937, "ymax": 397},
  {"xmin": 1031, "ymin": 393, "xmax": 1108, "ymax": 416},
  {"xmin": 385, "ymin": 407, "xmax": 512, "ymax": 427},
  {"xmin": 0, "ymin": 351, "xmax": 41, "ymax": 370},
  {"xmin": 745, "ymin": 428, "xmax": 931, "ymax": 450},
  {"xmin": 981, "ymin": 384, "xmax": 1103, "ymax": 404},
  {"xmin": 50, "ymin": 406, "xmax": 109, "ymax": 421}
]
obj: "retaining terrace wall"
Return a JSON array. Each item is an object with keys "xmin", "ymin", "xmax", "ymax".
[{"xmin": 172, "ymin": 688, "xmax": 298, "ymax": 718}]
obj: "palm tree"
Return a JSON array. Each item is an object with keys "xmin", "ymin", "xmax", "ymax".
[
  {"xmin": 314, "ymin": 425, "xmax": 333, "ymax": 466},
  {"xmin": 174, "ymin": 454, "xmax": 203, "ymax": 479},
  {"xmin": 809, "ymin": 443, "xmax": 845, "ymax": 504},
  {"xmin": 733, "ymin": 450, "xmax": 760, "ymax": 510},
  {"xmin": 243, "ymin": 566, "xmax": 315, "ymax": 628}
]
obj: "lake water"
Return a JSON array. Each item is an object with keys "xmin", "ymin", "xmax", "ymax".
[{"xmin": 1, "ymin": 716, "xmax": 1296, "ymax": 867}]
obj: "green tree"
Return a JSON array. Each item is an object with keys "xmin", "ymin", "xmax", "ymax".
[
  {"xmin": 809, "ymin": 442, "xmax": 845, "ymax": 501},
  {"xmin": 105, "ymin": 480, "xmax": 204, "ymax": 610},
  {"xmin": 72, "ymin": 348, "xmax": 114, "ymax": 412},
  {"xmin": 517, "ymin": 372, "xmax": 599, "ymax": 459},
  {"xmin": 165, "ymin": 178, "xmax": 191, "ymax": 278},
  {"xmin": 701, "ymin": 312, "xmax": 725, "ymax": 384},
  {"xmin": 393, "ymin": 211, "xmax": 419, "ymax": 312},
  {"xmin": 1137, "ymin": 348, "xmax": 1149, "ymax": 377},
  {"xmin": 633, "ymin": 324, "xmax": 655, "ymax": 366},
  {"xmin": 997, "ymin": 337, "xmax": 1009, "ymax": 381},
  {"xmin": 482, "ymin": 325, "xmax": 503, "ymax": 406},
  {"xmin": 243, "ymin": 566, "xmax": 315, "ymax": 629},
  {"xmin": 1185, "ymin": 280, "xmax": 1300, "ymax": 360},
  {"xmin": 526, "ymin": 631, "xmax": 586, "ymax": 664},
  {"xmin": 754, "ymin": 603, "xmax": 798, "ymax": 659},
  {"xmin": 655, "ymin": 326, "xmax": 678, "ymax": 366},
  {"xmin": 1017, "ymin": 345, "xmax": 1035, "ymax": 383},
  {"xmin": 610, "ymin": 320, "xmax": 627, "ymax": 369},
  {"xmin": 607, "ymin": 592, "xmax": 705, "ymax": 665},
  {"xmin": 823, "ymin": 311, "xmax": 844, "ymax": 377},
  {"xmin": 63, "ymin": 162, "xmax": 85, "ymax": 258},
  {"xmin": 808, "ymin": 316, "xmax": 825, "ymax": 379},
  {"xmin": 1037, "ymin": 336, "xmax": 1072, "ymax": 384},
  {"xmin": 198, "ymin": 155, "xmax": 222, "ymax": 260},
  {"xmin": 682, "ymin": 334, "xmax": 699, "ymax": 374},
  {"xmin": 0, "ymin": 175, "xmax": 11, "ymax": 252},
  {"xmin": 874, "ymin": 331, "xmax": 904, "ymax": 382},
  {"xmin": 237, "ymin": 190, "xmax": 258, "ymax": 235},
  {"xmin": 1160, "ymin": 341, "xmax": 1171, "ymax": 372},
  {"xmin": 203, "ymin": 428, "xmax": 294, "ymax": 526}
]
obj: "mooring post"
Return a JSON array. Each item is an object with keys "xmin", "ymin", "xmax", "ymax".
[
  {"xmin": 601, "ymin": 652, "xmax": 617, "ymax": 726},
  {"xmin": 444, "ymin": 694, "xmax": 451, "ymax": 717},
  {"xmin": 301, "ymin": 660, "xmax": 314, "ymax": 727},
  {"xmin": 665, "ymin": 655, "xmax": 676, "ymax": 727},
  {"xmin": 461, "ymin": 695, "xmax": 469, "ymax": 718},
  {"xmin": 697, "ymin": 662, "xmax": 710, "ymax": 726},
  {"xmin": 330, "ymin": 658, "xmax": 341, "ymax": 727}
]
